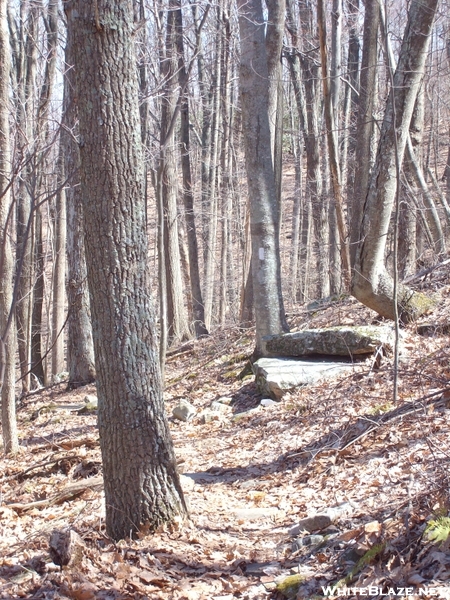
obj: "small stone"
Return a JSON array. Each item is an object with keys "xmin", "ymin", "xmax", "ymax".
[
  {"xmin": 49, "ymin": 529, "xmax": 85, "ymax": 567},
  {"xmin": 172, "ymin": 399, "xmax": 197, "ymax": 422},
  {"xmin": 234, "ymin": 507, "xmax": 279, "ymax": 520},
  {"xmin": 216, "ymin": 396, "xmax": 233, "ymax": 405},
  {"xmin": 232, "ymin": 407, "xmax": 261, "ymax": 422},
  {"xmin": 179, "ymin": 474, "xmax": 195, "ymax": 492},
  {"xmin": 292, "ymin": 534, "xmax": 325, "ymax": 551},
  {"xmin": 239, "ymin": 479, "xmax": 260, "ymax": 490},
  {"xmin": 201, "ymin": 410, "xmax": 220, "ymax": 423},
  {"xmin": 260, "ymin": 398, "xmax": 277, "ymax": 407},
  {"xmin": 210, "ymin": 400, "xmax": 232, "ymax": 413},
  {"xmin": 325, "ymin": 502, "xmax": 353, "ymax": 521},
  {"xmin": 289, "ymin": 514, "xmax": 332, "ymax": 536},
  {"xmin": 83, "ymin": 395, "xmax": 98, "ymax": 406}
]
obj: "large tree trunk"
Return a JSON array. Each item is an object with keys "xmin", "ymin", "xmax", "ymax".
[
  {"xmin": 352, "ymin": 0, "xmax": 438, "ymax": 321},
  {"xmin": 237, "ymin": 0, "xmax": 288, "ymax": 354},
  {"xmin": 0, "ymin": 0, "xmax": 18, "ymax": 454},
  {"xmin": 65, "ymin": 0, "xmax": 187, "ymax": 540}
]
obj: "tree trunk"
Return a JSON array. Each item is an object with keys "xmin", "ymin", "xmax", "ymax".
[
  {"xmin": 65, "ymin": 0, "xmax": 187, "ymax": 540},
  {"xmin": 61, "ymin": 24, "xmax": 96, "ymax": 389},
  {"xmin": 174, "ymin": 0, "xmax": 208, "ymax": 338},
  {"xmin": 349, "ymin": 0, "xmax": 379, "ymax": 268},
  {"xmin": 203, "ymin": 12, "xmax": 222, "ymax": 329},
  {"xmin": 352, "ymin": 0, "xmax": 439, "ymax": 321},
  {"xmin": 159, "ymin": 4, "xmax": 190, "ymax": 346},
  {"xmin": 10, "ymin": 1, "xmax": 39, "ymax": 395},
  {"xmin": 51, "ymin": 159, "xmax": 67, "ymax": 378},
  {"xmin": 317, "ymin": 0, "xmax": 351, "ymax": 288},
  {"xmin": 30, "ymin": 207, "xmax": 46, "ymax": 386},
  {"xmin": 237, "ymin": 0, "xmax": 288, "ymax": 354},
  {"xmin": 0, "ymin": 0, "xmax": 18, "ymax": 454}
]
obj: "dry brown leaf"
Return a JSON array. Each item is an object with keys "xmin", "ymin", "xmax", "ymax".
[{"xmin": 364, "ymin": 521, "xmax": 382, "ymax": 534}]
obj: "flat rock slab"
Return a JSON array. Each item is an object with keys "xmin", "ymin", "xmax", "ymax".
[
  {"xmin": 253, "ymin": 357, "xmax": 355, "ymax": 400},
  {"xmin": 261, "ymin": 325, "xmax": 395, "ymax": 358}
]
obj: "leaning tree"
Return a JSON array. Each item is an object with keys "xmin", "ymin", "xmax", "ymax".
[{"xmin": 352, "ymin": 0, "xmax": 439, "ymax": 321}]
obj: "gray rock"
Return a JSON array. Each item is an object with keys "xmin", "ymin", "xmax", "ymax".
[
  {"xmin": 232, "ymin": 407, "xmax": 261, "ymax": 422},
  {"xmin": 253, "ymin": 357, "xmax": 354, "ymax": 400},
  {"xmin": 260, "ymin": 398, "xmax": 277, "ymax": 407},
  {"xmin": 234, "ymin": 507, "xmax": 280, "ymax": 520},
  {"xmin": 172, "ymin": 399, "xmax": 197, "ymax": 422},
  {"xmin": 210, "ymin": 400, "xmax": 232, "ymax": 413},
  {"xmin": 216, "ymin": 396, "xmax": 233, "ymax": 405},
  {"xmin": 261, "ymin": 325, "xmax": 396, "ymax": 358},
  {"xmin": 245, "ymin": 561, "xmax": 282, "ymax": 576},
  {"xmin": 238, "ymin": 479, "xmax": 260, "ymax": 490},
  {"xmin": 325, "ymin": 502, "xmax": 353, "ymax": 521},
  {"xmin": 289, "ymin": 504, "xmax": 354, "ymax": 537},
  {"xmin": 292, "ymin": 534, "xmax": 325, "ymax": 551},
  {"xmin": 83, "ymin": 394, "xmax": 98, "ymax": 406},
  {"xmin": 289, "ymin": 514, "xmax": 332, "ymax": 536},
  {"xmin": 200, "ymin": 410, "xmax": 220, "ymax": 423},
  {"xmin": 179, "ymin": 474, "xmax": 195, "ymax": 492}
]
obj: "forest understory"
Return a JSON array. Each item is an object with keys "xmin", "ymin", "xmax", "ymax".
[{"xmin": 2, "ymin": 265, "xmax": 450, "ymax": 600}]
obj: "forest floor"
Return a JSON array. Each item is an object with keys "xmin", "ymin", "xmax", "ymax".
[{"xmin": 2, "ymin": 266, "xmax": 450, "ymax": 599}]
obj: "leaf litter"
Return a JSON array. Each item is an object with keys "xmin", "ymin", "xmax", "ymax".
[{"xmin": 2, "ymin": 272, "xmax": 450, "ymax": 598}]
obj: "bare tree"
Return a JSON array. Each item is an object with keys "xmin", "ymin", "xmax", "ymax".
[
  {"xmin": 238, "ymin": 0, "xmax": 289, "ymax": 353},
  {"xmin": 352, "ymin": 0, "xmax": 439, "ymax": 321},
  {"xmin": 65, "ymin": 0, "xmax": 187, "ymax": 540},
  {"xmin": 0, "ymin": 0, "xmax": 18, "ymax": 454}
]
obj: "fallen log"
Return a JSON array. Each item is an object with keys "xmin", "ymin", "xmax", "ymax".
[{"xmin": 6, "ymin": 476, "xmax": 104, "ymax": 514}]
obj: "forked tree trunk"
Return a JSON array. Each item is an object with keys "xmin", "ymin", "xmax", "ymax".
[
  {"xmin": 352, "ymin": 0, "xmax": 439, "ymax": 321},
  {"xmin": 65, "ymin": 0, "xmax": 187, "ymax": 540}
]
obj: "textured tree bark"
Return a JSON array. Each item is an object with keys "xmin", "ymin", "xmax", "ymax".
[
  {"xmin": 0, "ymin": 0, "xmax": 18, "ymax": 454},
  {"xmin": 352, "ymin": 0, "xmax": 439, "ymax": 321},
  {"xmin": 65, "ymin": 0, "xmax": 187, "ymax": 540},
  {"xmin": 237, "ymin": 0, "xmax": 289, "ymax": 354},
  {"xmin": 61, "ymin": 26, "xmax": 96, "ymax": 389}
]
